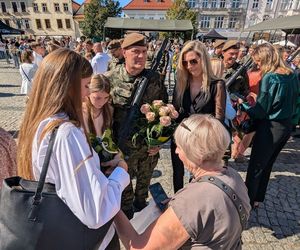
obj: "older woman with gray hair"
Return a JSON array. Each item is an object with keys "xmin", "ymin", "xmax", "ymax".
[{"xmin": 114, "ymin": 114, "xmax": 251, "ymax": 249}]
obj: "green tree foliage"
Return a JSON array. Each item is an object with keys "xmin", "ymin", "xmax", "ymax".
[
  {"xmin": 82, "ymin": 0, "xmax": 122, "ymax": 40},
  {"xmin": 165, "ymin": 0, "xmax": 197, "ymax": 39}
]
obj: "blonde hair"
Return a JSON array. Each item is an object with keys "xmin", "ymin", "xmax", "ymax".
[
  {"xmin": 252, "ymin": 43, "xmax": 293, "ymax": 75},
  {"xmin": 84, "ymin": 74, "xmax": 112, "ymax": 135},
  {"xmin": 176, "ymin": 41, "xmax": 218, "ymax": 107},
  {"xmin": 18, "ymin": 48, "xmax": 93, "ymax": 180},
  {"xmin": 174, "ymin": 114, "xmax": 230, "ymax": 168},
  {"xmin": 210, "ymin": 58, "xmax": 224, "ymax": 78}
]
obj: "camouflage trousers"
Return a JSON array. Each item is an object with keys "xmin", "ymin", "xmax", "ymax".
[{"xmin": 121, "ymin": 148, "xmax": 159, "ymax": 211}]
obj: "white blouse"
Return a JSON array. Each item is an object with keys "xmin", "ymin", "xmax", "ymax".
[{"xmin": 32, "ymin": 113, "xmax": 130, "ymax": 229}]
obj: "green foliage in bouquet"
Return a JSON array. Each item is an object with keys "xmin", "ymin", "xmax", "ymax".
[
  {"xmin": 132, "ymin": 100, "xmax": 179, "ymax": 148},
  {"xmin": 89, "ymin": 129, "xmax": 121, "ymax": 162}
]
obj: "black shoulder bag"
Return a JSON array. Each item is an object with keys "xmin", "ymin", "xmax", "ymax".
[{"xmin": 0, "ymin": 128, "xmax": 112, "ymax": 250}]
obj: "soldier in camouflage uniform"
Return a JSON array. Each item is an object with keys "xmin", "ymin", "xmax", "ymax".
[
  {"xmin": 107, "ymin": 39, "xmax": 125, "ymax": 71},
  {"xmin": 222, "ymin": 40, "xmax": 249, "ymax": 97},
  {"xmin": 211, "ymin": 40, "xmax": 225, "ymax": 59},
  {"xmin": 105, "ymin": 33, "xmax": 167, "ymax": 219}
]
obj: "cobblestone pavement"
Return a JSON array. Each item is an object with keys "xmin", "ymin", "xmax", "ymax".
[{"xmin": 1, "ymin": 59, "xmax": 300, "ymax": 249}]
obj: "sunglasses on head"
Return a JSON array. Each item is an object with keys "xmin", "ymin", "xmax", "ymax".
[{"xmin": 182, "ymin": 58, "xmax": 199, "ymax": 67}]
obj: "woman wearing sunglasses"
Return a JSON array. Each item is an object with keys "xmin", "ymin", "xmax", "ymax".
[{"xmin": 171, "ymin": 40, "xmax": 226, "ymax": 192}]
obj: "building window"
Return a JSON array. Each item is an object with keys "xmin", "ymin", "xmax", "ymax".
[
  {"xmin": 188, "ymin": 0, "xmax": 196, "ymax": 8},
  {"xmin": 57, "ymin": 19, "xmax": 63, "ymax": 28},
  {"xmin": 20, "ymin": 2, "xmax": 26, "ymax": 12},
  {"xmin": 249, "ymin": 15, "xmax": 257, "ymax": 26},
  {"xmin": 1, "ymin": 2, "xmax": 6, "ymax": 13},
  {"xmin": 252, "ymin": 0, "xmax": 259, "ymax": 9},
  {"xmin": 65, "ymin": 19, "xmax": 71, "ymax": 29},
  {"xmin": 220, "ymin": 0, "xmax": 226, "ymax": 8},
  {"xmin": 42, "ymin": 3, "xmax": 47, "ymax": 12},
  {"xmin": 4, "ymin": 19, "xmax": 9, "ymax": 26},
  {"xmin": 200, "ymin": 16, "xmax": 210, "ymax": 28},
  {"xmin": 36, "ymin": 19, "xmax": 42, "ymax": 29},
  {"xmin": 202, "ymin": 0, "xmax": 208, "ymax": 8},
  {"xmin": 231, "ymin": 0, "xmax": 240, "ymax": 8},
  {"xmin": 24, "ymin": 19, "xmax": 30, "ymax": 29},
  {"xmin": 33, "ymin": 3, "xmax": 38, "ymax": 12},
  {"xmin": 45, "ymin": 19, "xmax": 51, "ymax": 29},
  {"xmin": 63, "ymin": 3, "xmax": 68, "ymax": 11},
  {"xmin": 16, "ymin": 19, "xmax": 22, "ymax": 29},
  {"xmin": 149, "ymin": 17, "xmax": 154, "ymax": 19},
  {"xmin": 280, "ymin": 0, "xmax": 288, "ymax": 10},
  {"xmin": 12, "ymin": 2, "xmax": 18, "ymax": 12},
  {"xmin": 211, "ymin": 0, "xmax": 217, "ymax": 8},
  {"xmin": 266, "ymin": 0, "xmax": 273, "ymax": 9},
  {"xmin": 214, "ymin": 16, "xmax": 224, "ymax": 28},
  {"xmin": 160, "ymin": 17, "xmax": 165, "ymax": 19},
  {"xmin": 228, "ymin": 17, "xmax": 237, "ymax": 28},
  {"xmin": 54, "ymin": 3, "xmax": 60, "ymax": 11}
]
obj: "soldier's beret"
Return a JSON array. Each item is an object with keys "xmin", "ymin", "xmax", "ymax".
[
  {"xmin": 108, "ymin": 40, "xmax": 121, "ymax": 50},
  {"xmin": 213, "ymin": 40, "xmax": 225, "ymax": 49},
  {"xmin": 222, "ymin": 40, "xmax": 240, "ymax": 51},
  {"xmin": 122, "ymin": 33, "xmax": 147, "ymax": 49}
]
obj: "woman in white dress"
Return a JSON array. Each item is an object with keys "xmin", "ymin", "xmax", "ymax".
[{"xmin": 19, "ymin": 49, "xmax": 38, "ymax": 97}]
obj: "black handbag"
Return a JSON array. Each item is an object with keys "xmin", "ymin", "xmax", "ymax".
[{"xmin": 0, "ymin": 128, "xmax": 113, "ymax": 250}]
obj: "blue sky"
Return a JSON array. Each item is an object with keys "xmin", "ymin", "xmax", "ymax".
[{"xmin": 76, "ymin": 0, "xmax": 131, "ymax": 7}]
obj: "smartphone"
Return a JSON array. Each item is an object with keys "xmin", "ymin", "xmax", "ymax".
[{"xmin": 149, "ymin": 183, "xmax": 169, "ymax": 211}]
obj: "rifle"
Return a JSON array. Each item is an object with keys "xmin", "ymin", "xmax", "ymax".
[
  {"xmin": 117, "ymin": 38, "xmax": 169, "ymax": 155},
  {"xmin": 286, "ymin": 47, "xmax": 300, "ymax": 64},
  {"xmin": 226, "ymin": 57, "xmax": 253, "ymax": 90}
]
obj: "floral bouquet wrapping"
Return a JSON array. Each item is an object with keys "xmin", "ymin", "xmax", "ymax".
[
  {"xmin": 132, "ymin": 100, "xmax": 179, "ymax": 148},
  {"xmin": 89, "ymin": 129, "xmax": 121, "ymax": 164}
]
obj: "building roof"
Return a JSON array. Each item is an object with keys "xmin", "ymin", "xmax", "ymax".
[
  {"xmin": 123, "ymin": 0, "xmax": 173, "ymax": 10},
  {"xmin": 72, "ymin": 0, "xmax": 81, "ymax": 14}
]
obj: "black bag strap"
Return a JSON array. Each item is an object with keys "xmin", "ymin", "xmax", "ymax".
[
  {"xmin": 28, "ymin": 127, "xmax": 58, "ymax": 221},
  {"xmin": 20, "ymin": 65, "xmax": 31, "ymax": 83},
  {"xmin": 197, "ymin": 175, "xmax": 248, "ymax": 230}
]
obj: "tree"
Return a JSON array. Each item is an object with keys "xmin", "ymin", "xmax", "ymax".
[
  {"xmin": 165, "ymin": 0, "xmax": 197, "ymax": 40},
  {"xmin": 82, "ymin": 0, "xmax": 122, "ymax": 40}
]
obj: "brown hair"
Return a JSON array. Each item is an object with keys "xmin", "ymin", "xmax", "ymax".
[
  {"xmin": 17, "ymin": 48, "xmax": 93, "ymax": 180},
  {"xmin": 21, "ymin": 49, "xmax": 34, "ymax": 63},
  {"xmin": 47, "ymin": 40, "xmax": 60, "ymax": 53},
  {"xmin": 85, "ymin": 74, "xmax": 112, "ymax": 135}
]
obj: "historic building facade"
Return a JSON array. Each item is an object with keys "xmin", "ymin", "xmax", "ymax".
[
  {"xmin": 244, "ymin": 0, "xmax": 300, "ymax": 28},
  {"xmin": 0, "ymin": 0, "xmax": 76, "ymax": 38},
  {"xmin": 188, "ymin": 0, "xmax": 248, "ymax": 38}
]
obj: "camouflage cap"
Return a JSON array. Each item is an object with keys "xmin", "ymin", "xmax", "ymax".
[
  {"xmin": 121, "ymin": 33, "xmax": 147, "ymax": 49},
  {"xmin": 222, "ymin": 40, "xmax": 240, "ymax": 51},
  {"xmin": 108, "ymin": 39, "xmax": 121, "ymax": 50},
  {"xmin": 213, "ymin": 40, "xmax": 225, "ymax": 49}
]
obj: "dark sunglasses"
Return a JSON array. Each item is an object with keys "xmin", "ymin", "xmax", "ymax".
[{"xmin": 182, "ymin": 59, "xmax": 199, "ymax": 67}]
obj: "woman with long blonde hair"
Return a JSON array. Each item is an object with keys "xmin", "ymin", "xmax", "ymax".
[
  {"xmin": 17, "ymin": 48, "xmax": 129, "ymax": 249},
  {"xmin": 239, "ymin": 43, "xmax": 299, "ymax": 208},
  {"xmin": 171, "ymin": 40, "xmax": 226, "ymax": 192}
]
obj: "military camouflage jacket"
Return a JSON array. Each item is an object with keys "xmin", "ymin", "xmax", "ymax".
[
  {"xmin": 223, "ymin": 62, "xmax": 249, "ymax": 97},
  {"xmin": 105, "ymin": 65, "xmax": 168, "ymax": 152},
  {"xmin": 107, "ymin": 57, "xmax": 125, "ymax": 71}
]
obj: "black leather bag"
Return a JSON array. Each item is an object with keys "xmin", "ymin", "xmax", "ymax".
[{"xmin": 0, "ymin": 128, "xmax": 112, "ymax": 250}]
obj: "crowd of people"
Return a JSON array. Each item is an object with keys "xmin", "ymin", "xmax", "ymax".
[{"xmin": 0, "ymin": 32, "xmax": 300, "ymax": 249}]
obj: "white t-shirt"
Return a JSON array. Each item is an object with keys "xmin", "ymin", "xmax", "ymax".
[
  {"xmin": 19, "ymin": 63, "xmax": 38, "ymax": 95},
  {"xmin": 33, "ymin": 51, "xmax": 43, "ymax": 66},
  {"xmin": 91, "ymin": 52, "xmax": 111, "ymax": 75},
  {"xmin": 32, "ymin": 113, "xmax": 130, "ymax": 231}
]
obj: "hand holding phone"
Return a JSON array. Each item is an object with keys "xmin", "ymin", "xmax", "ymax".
[{"xmin": 149, "ymin": 183, "xmax": 169, "ymax": 211}]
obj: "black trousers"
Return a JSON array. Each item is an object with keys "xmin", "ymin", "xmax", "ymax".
[
  {"xmin": 245, "ymin": 119, "xmax": 292, "ymax": 206},
  {"xmin": 171, "ymin": 139, "xmax": 185, "ymax": 193}
]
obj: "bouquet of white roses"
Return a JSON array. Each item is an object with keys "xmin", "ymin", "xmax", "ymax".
[{"xmin": 132, "ymin": 100, "xmax": 179, "ymax": 148}]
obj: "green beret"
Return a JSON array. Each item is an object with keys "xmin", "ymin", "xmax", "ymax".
[{"xmin": 121, "ymin": 33, "xmax": 147, "ymax": 49}]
